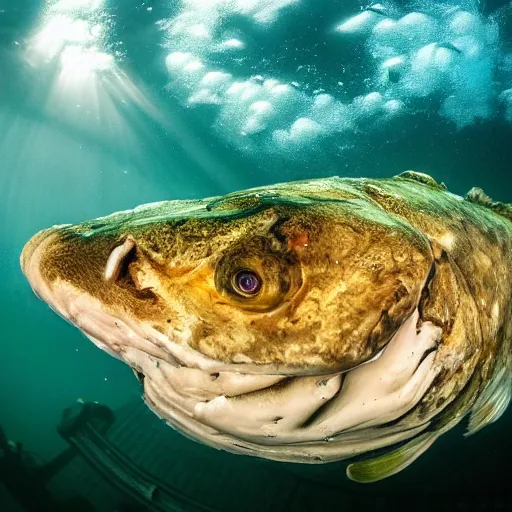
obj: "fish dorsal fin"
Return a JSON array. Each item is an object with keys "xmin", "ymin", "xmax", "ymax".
[
  {"xmin": 465, "ymin": 188, "xmax": 512, "ymax": 223},
  {"xmin": 395, "ymin": 170, "xmax": 447, "ymax": 191},
  {"xmin": 465, "ymin": 362, "xmax": 512, "ymax": 437},
  {"xmin": 346, "ymin": 431, "xmax": 439, "ymax": 483}
]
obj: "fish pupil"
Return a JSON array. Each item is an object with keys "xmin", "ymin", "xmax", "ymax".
[{"xmin": 235, "ymin": 270, "xmax": 261, "ymax": 295}]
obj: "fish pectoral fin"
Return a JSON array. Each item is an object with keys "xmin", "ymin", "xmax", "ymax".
[
  {"xmin": 348, "ymin": 356, "xmax": 506, "ymax": 484},
  {"xmin": 346, "ymin": 431, "xmax": 440, "ymax": 483},
  {"xmin": 465, "ymin": 362, "xmax": 512, "ymax": 437}
]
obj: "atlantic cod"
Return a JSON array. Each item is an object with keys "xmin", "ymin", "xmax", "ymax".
[{"xmin": 20, "ymin": 171, "xmax": 512, "ymax": 482}]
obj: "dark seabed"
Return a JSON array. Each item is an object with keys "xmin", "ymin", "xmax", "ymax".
[{"xmin": 1, "ymin": 0, "xmax": 512, "ymax": 510}]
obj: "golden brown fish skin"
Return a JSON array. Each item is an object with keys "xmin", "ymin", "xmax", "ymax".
[{"xmin": 25, "ymin": 192, "xmax": 434, "ymax": 373}]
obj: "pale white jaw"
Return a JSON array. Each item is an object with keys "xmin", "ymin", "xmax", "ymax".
[
  {"xmin": 191, "ymin": 310, "xmax": 440, "ymax": 445},
  {"xmin": 22, "ymin": 233, "xmax": 442, "ymax": 464}
]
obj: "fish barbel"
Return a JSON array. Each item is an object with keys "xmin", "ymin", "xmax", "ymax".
[{"xmin": 20, "ymin": 171, "xmax": 512, "ymax": 482}]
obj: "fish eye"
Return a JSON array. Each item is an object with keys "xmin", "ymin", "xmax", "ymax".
[
  {"xmin": 232, "ymin": 270, "xmax": 262, "ymax": 296},
  {"xmin": 214, "ymin": 236, "xmax": 302, "ymax": 312}
]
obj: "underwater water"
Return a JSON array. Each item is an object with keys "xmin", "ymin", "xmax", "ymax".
[{"xmin": 1, "ymin": 0, "xmax": 512, "ymax": 510}]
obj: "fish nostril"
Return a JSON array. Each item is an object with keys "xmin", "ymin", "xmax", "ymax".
[{"xmin": 104, "ymin": 236, "xmax": 136, "ymax": 283}]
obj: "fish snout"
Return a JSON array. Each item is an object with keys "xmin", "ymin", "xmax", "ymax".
[
  {"xmin": 20, "ymin": 227, "xmax": 56, "ymax": 276},
  {"xmin": 21, "ymin": 224, "xmax": 73, "ymax": 274},
  {"xmin": 20, "ymin": 225, "xmax": 72, "ymax": 303}
]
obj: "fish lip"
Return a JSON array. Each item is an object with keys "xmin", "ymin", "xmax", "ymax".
[
  {"xmin": 157, "ymin": 340, "xmax": 384, "ymax": 377},
  {"xmin": 21, "ymin": 227, "xmax": 63, "ymax": 306},
  {"xmin": 21, "ymin": 228, "xmax": 54, "ymax": 276}
]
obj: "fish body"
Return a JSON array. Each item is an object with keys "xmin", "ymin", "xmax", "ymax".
[{"xmin": 21, "ymin": 171, "xmax": 512, "ymax": 482}]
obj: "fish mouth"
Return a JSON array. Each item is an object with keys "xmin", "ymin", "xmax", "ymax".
[{"xmin": 21, "ymin": 228, "xmax": 442, "ymax": 464}]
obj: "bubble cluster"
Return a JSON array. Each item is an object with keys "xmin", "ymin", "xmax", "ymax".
[
  {"xmin": 162, "ymin": 1, "xmax": 512, "ymax": 157},
  {"xmin": 362, "ymin": 4, "xmax": 505, "ymax": 129}
]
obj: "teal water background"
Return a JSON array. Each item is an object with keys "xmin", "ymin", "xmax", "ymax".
[{"xmin": 1, "ymin": 1, "xmax": 512, "ymax": 510}]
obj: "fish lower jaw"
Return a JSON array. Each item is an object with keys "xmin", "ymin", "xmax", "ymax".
[
  {"xmin": 139, "ymin": 344, "xmax": 431, "ymax": 464},
  {"xmin": 49, "ymin": 286, "xmax": 439, "ymax": 464},
  {"xmin": 139, "ymin": 310, "xmax": 440, "ymax": 463}
]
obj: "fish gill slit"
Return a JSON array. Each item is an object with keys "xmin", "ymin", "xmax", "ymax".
[{"xmin": 417, "ymin": 261, "xmax": 437, "ymax": 326}]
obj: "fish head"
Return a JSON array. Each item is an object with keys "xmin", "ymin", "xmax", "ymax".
[
  {"xmin": 23, "ymin": 180, "xmax": 462, "ymax": 479},
  {"xmin": 21, "ymin": 184, "xmax": 434, "ymax": 376}
]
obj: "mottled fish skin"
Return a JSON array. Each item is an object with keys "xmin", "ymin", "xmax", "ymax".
[{"xmin": 20, "ymin": 171, "xmax": 512, "ymax": 482}]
